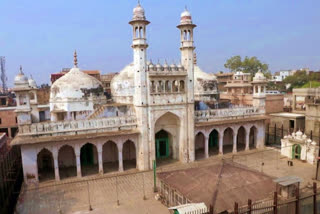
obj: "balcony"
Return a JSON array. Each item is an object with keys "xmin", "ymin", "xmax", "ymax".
[
  {"xmin": 195, "ymin": 106, "xmax": 265, "ymax": 122},
  {"xmin": 18, "ymin": 116, "xmax": 138, "ymax": 137}
]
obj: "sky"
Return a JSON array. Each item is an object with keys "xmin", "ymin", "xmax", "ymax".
[{"xmin": 1, "ymin": 0, "xmax": 320, "ymax": 87}]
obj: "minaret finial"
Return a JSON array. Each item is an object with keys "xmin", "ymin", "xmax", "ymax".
[
  {"xmin": 74, "ymin": 50, "xmax": 78, "ymax": 68},
  {"xmin": 19, "ymin": 65, "xmax": 23, "ymax": 74},
  {"xmin": 185, "ymin": 5, "xmax": 188, "ymax": 11},
  {"xmin": 138, "ymin": 0, "xmax": 140, "ymax": 5}
]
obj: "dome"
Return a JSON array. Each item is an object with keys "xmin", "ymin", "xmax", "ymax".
[
  {"xmin": 253, "ymin": 70, "xmax": 266, "ymax": 81},
  {"xmin": 133, "ymin": 3, "xmax": 145, "ymax": 20},
  {"xmin": 180, "ymin": 8, "xmax": 193, "ymax": 25},
  {"xmin": 194, "ymin": 65, "xmax": 218, "ymax": 100},
  {"xmin": 14, "ymin": 66, "xmax": 29, "ymax": 88},
  {"xmin": 111, "ymin": 64, "xmax": 135, "ymax": 103},
  {"xmin": 50, "ymin": 67, "xmax": 104, "ymax": 101},
  {"xmin": 28, "ymin": 75, "xmax": 37, "ymax": 89}
]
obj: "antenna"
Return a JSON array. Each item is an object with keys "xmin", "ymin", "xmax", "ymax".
[{"xmin": 0, "ymin": 57, "xmax": 7, "ymax": 94}]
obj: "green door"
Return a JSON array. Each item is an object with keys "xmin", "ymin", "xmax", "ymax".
[
  {"xmin": 156, "ymin": 138, "xmax": 169, "ymax": 158},
  {"xmin": 209, "ymin": 131, "xmax": 218, "ymax": 148},
  {"xmin": 81, "ymin": 144, "xmax": 94, "ymax": 165},
  {"xmin": 292, "ymin": 144, "xmax": 301, "ymax": 159}
]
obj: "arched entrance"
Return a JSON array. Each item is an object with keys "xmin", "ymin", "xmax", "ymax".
[
  {"xmin": 58, "ymin": 145, "xmax": 76, "ymax": 179},
  {"xmin": 209, "ymin": 129, "xmax": 219, "ymax": 156},
  {"xmin": 102, "ymin": 141, "xmax": 118, "ymax": 173},
  {"xmin": 154, "ymin": 112, "xmax": 181, "ymax": 165},
  {"xmin": 249, "ymin": 126, "xmax": 257, "ymax": 149},
  {"xmin": 123, "ymin": 140, "xmax": 136, "ymax": 171},
  {"xmin": 237, "ymin": 126, "xmax": 246, "ymax": 152},
  {"xmin": 292, "ymin": 144, "xmax": 301, "ymax": 159},
  {"xmin": 195, "ymin": 132, "xmax": 205, "ymax": 160},
  {"xmin": 223, "ymin": 128, "xmax": 234, "ymax": 154},
  {"xmin": 80, "ymin": 143, "xmax": 98, "ymax": 176},
  {"xmin": 37, "ymin": 148, "xmax": 54, "ymax": 182}
]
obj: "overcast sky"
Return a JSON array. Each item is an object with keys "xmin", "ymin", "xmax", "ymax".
[{"xmin": 1, "ymin": 0, "xmax": 320, "ymax": 87}]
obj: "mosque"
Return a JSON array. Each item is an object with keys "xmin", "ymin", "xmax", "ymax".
[{"xmin": 12, "ymin": 3, "xmax": 268, "ymax": 184}]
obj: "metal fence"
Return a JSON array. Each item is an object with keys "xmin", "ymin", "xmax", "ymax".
[
  {"xmin": 230, "ymin": 183, "xmax": 320, "ymax": 214},
  {"xmin": 0, "ymin": 145, "xmax": 23, "ymax": 214},
  {"xmin": 265, "ymin": 125, "xmax": 320, "ymax": 146}
]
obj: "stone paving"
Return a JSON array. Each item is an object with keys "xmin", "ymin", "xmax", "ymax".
[{"xmin": 15, "ymin": 147, "xmax": 319, "ymax": 214}]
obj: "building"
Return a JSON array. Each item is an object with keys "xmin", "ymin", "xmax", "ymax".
[
  {"xmin": 12, "ymin": 3, "xmax": 267, "ymax": 185},
  {"xmin": 100, "ymin": 73, "xmax": 118, "ymax": 98},
  {"xmin": 221, "ymin": 71, "xmax": 284, "ymax": 114},
  {"xmin": 215, "ymin": 72, "xmax": 234, "ymax": 92}
]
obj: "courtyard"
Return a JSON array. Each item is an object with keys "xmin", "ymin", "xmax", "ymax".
[{"xmin": 15, "ymin": 147, "xmax": 319, "ymax": 214}]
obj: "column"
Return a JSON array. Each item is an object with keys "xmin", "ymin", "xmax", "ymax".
[
  {"xmin": 204, "ymin": 134, "xmax": 209, "ymax": 159},
  {"xmin": 233, "ymin": 130, "xmax": 237, "ymax": 153},
  {"xmin": 97, "ymin": 143, "xmax": 103, "ymax": 174},
  {"xmin": 75, "ymin": 145, "xmax": 81, "ymax": 178},
  {"xmin": 118, "ymin": 144, "xmax": 123, "ymax": 172},
  {"xmin": 8, "ymin": 128, "xmax": 12, "ymax": 138},
  {"xmin": 245, "ymin": 129, "xmax": 250, "ymax": 151},
  {"xmin": 53, "ymin": 148, "xmax": 60, "ymax": 181},
  {"xmin": 219, "ymin": 132, "xmax": 223, "ymax": 155}
]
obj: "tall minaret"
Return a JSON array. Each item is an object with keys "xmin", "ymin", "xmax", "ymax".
[
  {"xmin": 177, "ymin": 8, "xmax": 196, "ymax": 103},
  {"xmin": 129, "ymin": 2, "xmax": 150, "ymax": 170},
  {"xmin": 129, "ymin": 2, "xmax": 150, "ymax": 106},
  {"xmin": 177, "ymin": 8, "xmax": 196, "ymax": 162}
]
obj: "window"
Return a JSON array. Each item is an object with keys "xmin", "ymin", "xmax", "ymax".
[
  {"xmin": 290, "ymin": 120, "xmax": 295, "ymax": 129},
  {"xmin": 0, "ymin": 118, "xmax": 2, "ymax": 124}
]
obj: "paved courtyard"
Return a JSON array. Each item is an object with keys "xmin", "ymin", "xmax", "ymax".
[{"xmin": 15, "ymin": 147, "xmax": 319, "ymax": 214}]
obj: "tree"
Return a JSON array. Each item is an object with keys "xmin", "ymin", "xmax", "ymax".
[
  {"xmin": 283, "ymin": 70, "xmax": 309, "ymax": 91},
  {"xmin": 224, "ymin": 55, "xmax": 269, "ymax": 77}
]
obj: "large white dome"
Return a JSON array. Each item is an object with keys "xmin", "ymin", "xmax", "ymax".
[
  {"xmin": 50, "ymin": 67, "xmax": 104, "ymax": 101},
  {"xmin": 194, "ymin": 65, "xmax": 218, "ymax": 95},
  {"xmin": 110, "ymin": 64, "xmax": 135, "ymax": 103}
]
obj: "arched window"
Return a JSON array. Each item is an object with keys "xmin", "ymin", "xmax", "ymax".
[
  {"xmin": 151, "ymin": 81, "xmax": 156, "ymax": 93},
  {"xmin": 179, "ymin": 80, "xmax": 185, "ymax": 92},
  {"xmin": 158, "ymin": 81, "xmax": 164, "ymax": 93},
  {"xmin": 184, "ymin": 30, "xmax": 187, "ymax": 41},
  {"xmin": 172, "ymin": 80, "xmax": 179, "ymax": 92},
  {"xmin": 135, "ymin": 27, "xmax": 139, "ymax": 38},
  {"xmin": 139, "ymin": 27, "xmax": 143, "ymax": 38},
  {"xmin": 165, "ymin": 80, "xmax": 171, "ymax": 92}
]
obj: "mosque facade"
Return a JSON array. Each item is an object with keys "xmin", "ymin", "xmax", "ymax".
[{"xmin": 12, "ymin": 3, "xmax": 267, "ymax": 184}]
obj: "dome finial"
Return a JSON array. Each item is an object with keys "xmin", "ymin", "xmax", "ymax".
[
  {"xmin": 19, "ymin": 65, "xmax": 23, "ymax": 74},
  {"xmin": 74, "ymin": 50, "xmax": 78, "ymax": 68},
  {"xmin": 185, "ymin": 5, "xmax": 188, "ymax": 11},
  {"xmin": 138, "ymin": 0, "xmax": 140, "ymax": 6}
]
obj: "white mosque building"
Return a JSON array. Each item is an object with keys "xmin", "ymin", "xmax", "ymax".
[{"xmin": 12, "ymin": 3, "xmax": 267, "ymax": 184}]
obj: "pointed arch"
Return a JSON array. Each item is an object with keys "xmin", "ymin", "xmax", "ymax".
[
  {"xmin": 102, "ymin": 141, "xmax": 118, "ymax": 173},
  {"xmin": 195, "ymin": 132, "xmax": 205, "ymax": 160},
  {"xmin": 58, "ymin": 145, "xmax": 76, "ymax": 179},
  {"xmin": 37, "ymin": 148, "xmax": 54, "ymax": 182},
  {"xmin": 123, "ymin": 140, "xmax": 136, "ymax": 170},
  {"xmin": 80, "ymin": 143, "xmax": 98, "ymax": 176}
]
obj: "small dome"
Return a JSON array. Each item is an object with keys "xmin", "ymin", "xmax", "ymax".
[
  {"xmin": 156, "ymin": 63, "xmax": 162, "ymax": 69},
  {"xmin": 253, "ymin": 70, "xmax": 266, "ymax": 81},
  {"xmin": 302, "ymin": 134, "xmax": 307, "ymax": 139},
  {"xmin": 180, "ymin": 8, "xmax": 192, "ymax": 24},
  {"xmin": 14, "ymin": 66, "xmax": 29, "ymax": 88},
  {"xmin": 133, "ymin": 3, "xmax": 145, "ymax": 20},
  {"xmin": 163, "ymin": 61, "xmax": 168, "ymax": 69},
  {"xmin": 296, "ymin": 130, "xmax": 303, "ymax": 137},
  {"xmin": 170, "ymin": 63, "xmax": 177, "ymax": 70},
  {"xmin": 28, "ymin": 76, "xmax": 37, "ymax": 88}
]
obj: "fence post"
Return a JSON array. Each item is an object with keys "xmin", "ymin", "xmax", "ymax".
[
  {"xmin": 314, "ymin": 182, "xmax": 317, "ymax": 214},
  {"xmin": 295, "ymin": 187, "xmax": 299, "ymax": 214},
  {"xmin": 273, "ymin": 192, "xmax": 278, "ymax": 214},
  {"xmin": 209, "ymin": 205, "xmax": 213, "ymax": 214},
  {"xmin": 248, "ymin": 199, "xmax": 252, "ymax": 214},
  {"xmin": 274, "ymin": 124, "xmax": 277, "ymax": 144},
  {"xmin": 234, "ymin": 202, "xmax": 239, "ymax": 214}
]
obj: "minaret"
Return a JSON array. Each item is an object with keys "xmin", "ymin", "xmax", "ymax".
[
  {"xmin": 129, "ymin": 2, "xmax": 150, "ymax": 106},
  {"xmin": 13, "ymin": 66, "xmax": 32, "ymax": 125},
  {"xmin": 129, "ymin": 2, "xmax": 150, "ymax": 171},
  {"xmin": 177, "ymin": 8, "xmax": 196, "ymax": 162},
  {"xmin": 177, "ymin": 7, "xmax": 196, "ymax": 103},
  {"xmin": 252, "ymin": 70, "xmax": 267, "ymax": 108}
]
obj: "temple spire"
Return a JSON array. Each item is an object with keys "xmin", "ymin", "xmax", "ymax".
[
  {"xmin": 74, "ymin": 50, "xmax": 78, "ymax": 68},
  {"xmin": 19, "ymin": 65, "xmax": 23, "ymax": 74}
]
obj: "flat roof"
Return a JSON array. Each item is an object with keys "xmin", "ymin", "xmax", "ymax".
[
  {"xmin": 273, "ymin": 176, "xmax": 303, "ymax": 186},
  {"xmin": 269, "ymin": 112, "xmax": 305, "ymax": 118}
]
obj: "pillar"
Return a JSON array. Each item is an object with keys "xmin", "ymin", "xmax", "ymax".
[
  {"xmin": 97, "ymin": 143, "xmax": 103, "ymax": 174},
  {"xmin": 204, "ymin": 134, "xmax": 209, "ymax": 159},
  {"xmin": 8, "ymin": 128, "xmax": 12, "ymax": 138},
  {"xmin": 53, "ymin": 148, "xmax": 60, "ymax": 181},
  {"xmin": 118, "ymin": 143, "xmax": 123, "ymax": 172},
  {"xmin": 219, "ymin": 131, "xmax": 223, "ymax": 155},
  {"xmin": 245, "ymin": 128, "xmax": 250, "ymax": 151},
  {"xmin": 233, "ymin": 129, "xmax": 237, "ymax": 153},
  {"xmin": 75, "ymin": 145, "xmax": 81, "ymax": 178}
]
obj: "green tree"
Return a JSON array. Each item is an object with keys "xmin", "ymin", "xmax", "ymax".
[
  {"xmin": 224, "ymin": 55, "xmax": 269, "ymax": 76},
  {"xmin": 283, "ymin": 70, "xmax": 309, "ymax": 91}
]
